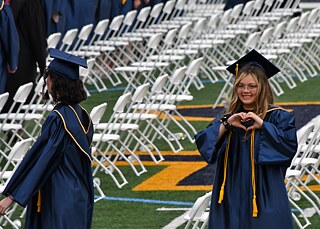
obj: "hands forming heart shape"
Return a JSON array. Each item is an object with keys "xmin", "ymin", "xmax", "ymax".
[{"xmin": 228, "ymin": 112, "xmax": 263, "ymax": 131}]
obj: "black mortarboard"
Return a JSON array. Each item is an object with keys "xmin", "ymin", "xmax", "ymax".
[
  {"xmin": 226, "ymin": 49, "xmax": 280, "ymax": 78},
  {"xmin": 47, "ymin": 48, "xmax": 87, "ymax": 81}
]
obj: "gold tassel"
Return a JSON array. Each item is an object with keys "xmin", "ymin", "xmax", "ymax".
[
  {"xmin": 37, "ymin": 191, "xmax": 41, "ymax": 213},
  {"xmin": 122, "ymin": 0, "xmax": 126, "ymax": 5},
  {"xmin": 218, "ymin": 132, "xmax": 232, "ymax": 204},
  {"xmin": 0, "ymin": 0, "xmax": 4, "ymax": 11},
  {"xmin": 252, "ymin": 195, "xmax": 258, "ymax": 217},
  {"xmin": 218, "ymin": 186, "xmax": 225, "ymax": 203},
  {"xmin": 250, "ymin": 129, "xmax": 258, "ymax": 217},
  {"xmin": 235, "ymin": 63, "xmax": 239, "ymax": 77}
]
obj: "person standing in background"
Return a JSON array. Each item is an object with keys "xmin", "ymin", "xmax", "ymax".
[
  {"xmin": 0, "ymin": 0, "xmax": 19, "ymax": 94},
  {"xmin": 42, "ymin": 0, "xmax": 68, "ymax": 36},
  {"xmin": 3, "ymin": 0, "xmax": 47, "ymax": 112}
]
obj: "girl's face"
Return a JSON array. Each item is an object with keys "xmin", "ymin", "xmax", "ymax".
[{"xmin": 236, "ymin": 74, "xmax": 258, "ymax": 110}]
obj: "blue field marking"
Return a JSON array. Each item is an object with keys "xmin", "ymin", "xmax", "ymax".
[{"xmin": 95, "ymin": 196, "xmax": 194, "ymax": 206}]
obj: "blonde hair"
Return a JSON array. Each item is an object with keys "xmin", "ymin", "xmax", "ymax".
[{"xmin": 227, "ymin": 65, "xmax": 274, "ymax": 119}]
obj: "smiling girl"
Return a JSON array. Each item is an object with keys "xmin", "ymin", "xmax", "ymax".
[{"xmin": 195, "ymin": 50, "xmax": 298, "ymax": 229}]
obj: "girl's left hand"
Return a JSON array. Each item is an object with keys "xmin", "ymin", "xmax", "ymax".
[
  {"xmin": 0, "ymin": 196, "xmax": 14, "ymax": 215},
  {"xmin": 242, "ymin": 112, "xmax": 263, "ymax": 131}
]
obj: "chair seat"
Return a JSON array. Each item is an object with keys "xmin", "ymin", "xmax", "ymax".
[
  {"xmin": 0, "ymin": 123, "xmax": 23, "ymax": 131},
  {"xmin": 191, "ymin": 39, "xmax": 225, "ymax": 45},
  {"xmin": 114, "ymin": 113, "xmax": 157, "ymax": 120},
  {"xmin": 95, "ymin": 40, "xmax": 129, "ymax": 46},
  {"xmin": 132, "ymin": 104, "xmax": 176, "ymax": 111},
  {"xmin": 96, "ymin": 123, "xmax": 139, "ymax": 131},
  {"xmin": 114, "ymin": 66, "xmax": 154, "ymax": 72},
  {"xmin": 164, "ymin": 49, "xmax": 198, "ymax": 55},
  {"xmin": 151, "ymin": 94, "xmax": 193, "ymax": 102},
  {"xmin": 21, "ymin": 104, "xmax": 54, "ymax": 112},
  {"xmin": 149, "ymin": 55, "xmax": 185, "ymax": 61},
  {"xmin": 81, "ymin": 45, "xmax": 116, "ymax": 52},
  {"xmin": 92, "ymin": 133, "xmax": 120, "ymax": 142},
  {"xmin": 0, "ymin": 113, "xmax": 43, "ymax": 121},
  {"xmin": 292, "ymin": 157, "xmax": 318, "ymax": 166},
  {"xmin": 130, "ymin": 62, "xmax": 170, "ymax": 68},
  {"xmin": 286, "ymin": 169, "xmax": 302, "ymax": 178},
  {"xmin": 179, "ymin": 43, "xmax": 213, "ymax": 49}
]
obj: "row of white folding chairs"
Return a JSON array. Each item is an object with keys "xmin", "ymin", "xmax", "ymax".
[
  {"xmin": 0, "ymin": 138, "xmax": 33, "ymax": 229},
  {"xmin": 0, "ymin": 82, "xmax": 47, "ymax": 151},
  {"xmin": 90, "ymin": 58, "xmax": 203, "ymax": 190},
  {"xmin": 286, "ymin": 117, "xmax": 320, "ymax": 228}
]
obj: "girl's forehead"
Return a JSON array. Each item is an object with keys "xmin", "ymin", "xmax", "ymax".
[{"xmin": 239, "ymin": 74, "xmax": 256, "ymax": 82}]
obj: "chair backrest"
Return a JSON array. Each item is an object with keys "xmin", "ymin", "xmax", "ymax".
[
  {"xmin": 163, "ymin": 0, "xmax": 176, "ymax": 14},
  {"xmin": 260, "ymin": 27, "xmax": 274, "ymax": 44},
  {"xmin": 170, "ymin": 66, "xmax": 187, "ymax": 85},
  {"xmin": 147, "ymin": 33, "xmax": 163, "ymax": 49},
  {"xmin": 163, "ymin": 28, "xmax": 178, "ymax": 46},
  {"xmin": 0, "ymin": 92, "xmax": 9, "ymax": 112},
  {"xmin": 186, "ymin": 191, "xmax": 212, "ymax": 226},
  {"xmin": 113, "ymin": 92, "xmax": 132, "ymax": 113},
  {"xmin": 297, "ymin": 11, "xmax": 310, "ymax": 28},
  {"xmin": 94, "ymin": 19, "xmax": 110, "ymax": 35},
  {"xmin": 253, "ymin": 0, "xmax": 264, "ymax": 11},
  {"xmin": 244, "ymin": 31, "xmax": 261, "ymax": 49},
  {"xmin": 242, "ymin": 0, "xmax": 255, "ymax": 16},
  {"xmin": 90, "ymin": 102, "xmax": 108, "ymax": 125},
  {"xmin": 61, "ymin": 28, "xmax": 78, "ymax": 46},
  {"xmin": 123, "ymin": 10, "xmax": 138, "ymax": 26},
  {"xmin": 230, "ymin": 3, "xmax": 244, "ymax": 21},
  {"xmin": 109, "ymin": 15, "xmax": 124, "ymax": 31},
  {"xmin": 177, "ymin": 23, "xmax": 192, "ymax": 39},
  {"xmin": 151, "ymin": 75, "xmax": 169, "ymax": 93},
  {"xmin": 47, "ymin": 32, "xmax": 62, "ymax": 49},
  {"xmin": 273, "ymin": 21, "xmax": 287, "ymax": 39},
  {"xmin": 8, "ymin": 138, "xmax": 33, "ymax": 161},
  {"xmin": 132, "ymin": 83, "xmax": 150, "ymax": 103},
  {"xmin": 150, "ymin": 3, "xmax": 164, "ymax": 18},
  {"xmin": 34, "ymin": 77, "xmax": 46, "ymax": 96},
  {"xmin": 307, "ymin": 8, "xmax": 319, "ymax": 24},
  {"xmin": 186, "ymin": 58, "xmax": 203, "ymax": 76},
  {"xmin": 13, "ymin": 82, "xmax": 33, "ymax": 103},
  {"xmin": 78, "ymin": 24, "xmax": 94, "ymax": 40},
  {"xmin": 137, "ymin": 6, "xmax": 151, "ymax": 22}
]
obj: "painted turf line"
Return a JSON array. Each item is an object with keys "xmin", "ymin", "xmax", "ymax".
[{"xmin": 94, "ymin": 195, "xmax": 193, "ymax": 206}]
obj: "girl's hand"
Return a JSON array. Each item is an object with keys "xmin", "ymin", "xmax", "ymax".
[
  {"xmin": 243, "ymin": 112, "xmax": 263, "ymax": 131},
  {"xmin": 228, "ymin": 112, "xmax": 248, "ymax": 130},
  {"xmin": 0, "ymin": 196, "xmax": 14, "ymax": 215}
]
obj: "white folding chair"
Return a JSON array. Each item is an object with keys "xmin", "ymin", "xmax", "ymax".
[
  {"xmin": 58, "ymin": 28, "xmax": 79, "ymax": 52},
  {"xmin": 184, "ymin": 191, "xmax": 212, "ymax": 229}
]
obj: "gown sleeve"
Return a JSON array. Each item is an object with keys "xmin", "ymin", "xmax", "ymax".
[
  {"xmin": 194, "ymin": 118, "xmax": 227, "ymax": 164},
  {"xmin": 0, "ymin": 6, "xmax": 19, "ymax": 70},
  {"xmin": 3, "ymin": 113, "xmax": 66, "ymax": 207},
  {"xmin": 257, "ymin": 110, "xmax": 298, "ymax": 166}
]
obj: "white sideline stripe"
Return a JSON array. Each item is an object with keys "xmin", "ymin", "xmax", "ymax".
[
  {"xmin": 162, "ymin": 211, "xmax": 190, "ymax": 229},
  {"xmin": 157, "ymin": 207, "xmax": 190, "ymax": 211}
]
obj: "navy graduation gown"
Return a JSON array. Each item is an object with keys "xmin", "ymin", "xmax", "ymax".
[
  {"xmin": 3, "ymin": 103, "xmax": 94, "ymax": 229},
  {"xmin": 0, "ymin": 5, "xmax": 19, "ymax": 93},
  {"xmin": 195, "ymin": 107, "xmax": 298, "ymax": 229}
]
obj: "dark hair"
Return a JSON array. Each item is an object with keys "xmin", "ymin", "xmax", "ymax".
[{"xmin": 42, "ymin": 70, "xmax": 87, "ymax": 104}]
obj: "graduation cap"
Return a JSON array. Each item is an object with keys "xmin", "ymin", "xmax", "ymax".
[
  {"xmin": 47, "ymin": 48, "xmax": 87, "ymax": 81},
  {"xmin": 226, "ymin": 49, "xmax": 280, "ymax": 78}
]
